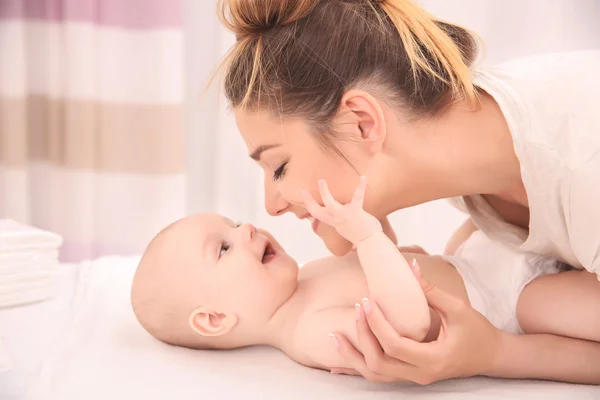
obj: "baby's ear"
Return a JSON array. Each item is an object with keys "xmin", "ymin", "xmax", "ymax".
[{"xmin": 188, "ymin": 306, "xmax": 238, "ymax": 337}]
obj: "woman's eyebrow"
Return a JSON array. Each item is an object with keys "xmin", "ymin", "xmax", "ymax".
[{"xmin": 249, "ymin": 144, "xmax": 280, "ymax": 161}]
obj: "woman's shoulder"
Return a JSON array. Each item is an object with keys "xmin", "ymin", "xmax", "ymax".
[
  {"xmin": 474, "ymin": 50, "xmax": 600, "ymax": 104},
  {"xmin": 475, "ymin": 50, "xmax": 600, "ymax": 162},
  {"xmin": 477, "ymin": 50, "xmax": 600, "ymax": 79}
]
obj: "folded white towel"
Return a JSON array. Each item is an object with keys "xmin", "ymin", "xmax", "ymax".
[
  {"xmin": 0, "ymin": 220, "xmax": 63, "ymax": 310},
  {"xmin": 0, "ymin": 219, "xmax": 63, "ymax": 254}
]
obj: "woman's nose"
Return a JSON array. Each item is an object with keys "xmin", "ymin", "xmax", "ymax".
[{"xmin": 264, "ymin": 181, "xmax": 289, "ymax": 216}]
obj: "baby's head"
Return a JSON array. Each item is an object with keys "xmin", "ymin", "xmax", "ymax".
[{"xmin": 131, "ymin": 213, "xmax": 299, "ymax": 349}]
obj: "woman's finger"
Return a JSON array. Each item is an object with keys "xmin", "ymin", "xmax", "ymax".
[
  {"xmin": 359, "ymin": 299, "xmax": 405, "ymax": 359},
  {"xmin": 363, "ymin": 299, "xmax": 435, "ymax": 367},
  {"xmin": 318, "ymin": 180, "xmax": 340, "ymax": 209},
  {"xmin": 356, "ymin": 302, "xmax": 419, "ymax": 379},
  {"xmin": 332, "ymin": 333, "xmax": 397, "ymax": 383},
  {"xmin": 302, "ymin": 191, "xmax": 334, "ymax": 225},
  {"xmin": 330, "ymin": 367, "xmax": 361, "ymax": 376},
  {"xmin": 351, "ymin": 176, "xmax": 367, "ymax": 208},
  {"xmin": 355, "ymin": 302, "xmax": 385, "ymax": 360},
  {"xmin": 409, "ymin": 258, "xmax": 423, "ymax": 279},
  {"xmin": 413, "ymin": 262, "xmax": 468, "ymax": 322}
]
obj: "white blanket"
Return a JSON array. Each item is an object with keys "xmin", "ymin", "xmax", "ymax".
[{"xmin": 25, "ymin": 257, "xmax": 600, "ymax": 400}]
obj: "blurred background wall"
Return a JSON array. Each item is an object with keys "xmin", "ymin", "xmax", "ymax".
[{"xmin": 2, "ymin": 0, "xmax": 599, "ymax": 263}]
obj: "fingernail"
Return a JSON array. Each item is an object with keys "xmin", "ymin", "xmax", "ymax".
[
  {"xmin": 361, "ymin": 298, "xmax": 371, "ymax": 314},
  {"xmin": 355, "ymin": 303, "xmax": 361, "ymax": 320},
  {"xmin": 328, "ymin": 333, "xmax": 340, "ymax": 348},
  {"xmin": 410, "ymin": 258, "xmax": 422, "ymax": 278}
]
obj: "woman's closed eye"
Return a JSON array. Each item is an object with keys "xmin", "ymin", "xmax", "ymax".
[{"xmin": 273, "ymin": 161, "xmax": 288, "ymax": 181}]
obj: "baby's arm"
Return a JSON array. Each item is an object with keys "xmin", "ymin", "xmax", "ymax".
[
  {"xmin": 303, "ymin": 178, "xmax": 430, "ymax": 342},
  {"xmin": 295, "ymin": 252, "xmax": 469, "ymax": 371},
  {"xmin": 317, "ymin": 216, "xmax": 398, "ymax": 256},
  {"xmin": 354, "ymin": 233, "xmax": 430, "ymax": 341}
]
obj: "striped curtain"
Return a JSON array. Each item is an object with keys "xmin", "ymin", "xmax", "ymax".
[{"xmin": 0, "ymin": 0, "xmax": 186, "ymax": 262}]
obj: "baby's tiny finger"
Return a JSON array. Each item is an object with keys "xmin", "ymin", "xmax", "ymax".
[
  {"xmin": 303, "ymin": 191, "xmax": 335, "ymax": 225},
  {"xmin": 352, "ymin": 176, "xmax": 367, "ymax": 207},
  {"xmin": 303, "ymin": 191, "xmax": 322, "ymax": 213},
  {"xmin": 319, "ymin": 180, "xmax": 339, "ymax": 209}
]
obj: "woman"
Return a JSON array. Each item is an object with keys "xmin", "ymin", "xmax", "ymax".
[{"xmin": 215, "ymin": 0, "xmax": 600, "ymax": 384}]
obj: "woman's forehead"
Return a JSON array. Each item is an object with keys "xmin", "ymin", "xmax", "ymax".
[{"xmin": 235, "ymin": 109, "xmax": 316, "ymax": 154}]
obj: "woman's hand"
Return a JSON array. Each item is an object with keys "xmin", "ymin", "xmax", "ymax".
[{"xmin": 330, "ymin": 262, "xmax": 505, "ymax": 384}]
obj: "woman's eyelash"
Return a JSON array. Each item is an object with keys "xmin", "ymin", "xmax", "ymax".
[{"xmin": 273, "ymin": 161, "xmax": 288, "ymax": 181}]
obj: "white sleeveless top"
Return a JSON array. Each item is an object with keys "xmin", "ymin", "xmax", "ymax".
[{"xmin": 449, "ymin": 50, "xmax": 600, "ymax": 280}]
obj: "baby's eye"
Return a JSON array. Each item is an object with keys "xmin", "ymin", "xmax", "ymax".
[{"xmin": 219, "ymin": 243, "xmax": 230, "ymax": 258}]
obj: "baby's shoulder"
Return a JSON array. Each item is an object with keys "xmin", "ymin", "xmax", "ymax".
[
  {"xmin": 290, "ymin": 304, "xmax": 358, "ymax": 370},
  {"xmin": 299, "ymin": 252, "xmax": 359, "ymax": 277}
]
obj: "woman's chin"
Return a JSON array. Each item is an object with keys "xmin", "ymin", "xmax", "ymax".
[{"xmin": 316, "ymin": 224, "xmax": 353, "ymax": 255}]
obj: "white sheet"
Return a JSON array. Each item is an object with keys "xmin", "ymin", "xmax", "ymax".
[
  {"xmin": 0, "ymin": 263, "xmax": 79, "ymax": 400},
  {"xmin": 25, "ymin": 257, "xmax": 600, "ymax": 400}
]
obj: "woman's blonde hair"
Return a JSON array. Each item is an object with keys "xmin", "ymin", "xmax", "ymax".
[{"xmin": 217, "ymin": 0, "xmax": 480, "ymax": 125}]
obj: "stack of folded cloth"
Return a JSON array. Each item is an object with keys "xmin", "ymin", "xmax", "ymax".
[{"xmin": 0, "ymin": 219, "xmax": 64, "ymax": 309}]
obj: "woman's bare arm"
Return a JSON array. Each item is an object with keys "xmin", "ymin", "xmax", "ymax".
[{"xmin": 444, "ymin": 218, "xmax": 478, "ymax": 256}]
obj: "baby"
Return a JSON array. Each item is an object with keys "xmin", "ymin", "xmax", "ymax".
[{"xmin": 131, "ymin": 178, "xmax": 600, "ymax": 373}]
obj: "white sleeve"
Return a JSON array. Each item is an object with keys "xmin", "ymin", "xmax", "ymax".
[{"xmin": 568, "ymin": 154, "xmax": 600, "ymax": 280}]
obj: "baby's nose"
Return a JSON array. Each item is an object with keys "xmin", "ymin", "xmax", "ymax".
[{"xmin": 238, "ymin": 223, "xmax": 256, "ymax": 240}]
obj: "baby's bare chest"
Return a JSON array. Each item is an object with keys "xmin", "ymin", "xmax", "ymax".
[{"xmin": 297, "ymin": 255, "xmax": 369, "ymax": 310}]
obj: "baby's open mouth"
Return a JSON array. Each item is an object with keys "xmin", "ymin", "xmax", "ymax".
[{"xmin": 261, "ymin": 242, "xmax": 277, "ymax": 264}]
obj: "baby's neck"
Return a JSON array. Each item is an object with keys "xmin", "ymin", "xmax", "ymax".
[{"xmin": 260, "ymin": 282, "xmax": 311, "ymax": 352}]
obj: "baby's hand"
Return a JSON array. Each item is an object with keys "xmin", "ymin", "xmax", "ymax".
[{"xmin": 302, "ymin": 177, "xmax": 382, "ymax": 245}]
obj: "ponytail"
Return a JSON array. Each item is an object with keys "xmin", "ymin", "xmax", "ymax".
[{"xmin": 380, "ymin": 0, "xmax": 479, "ymax": 107}]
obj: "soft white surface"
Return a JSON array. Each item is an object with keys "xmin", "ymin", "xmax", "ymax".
[
  {"xmin": 0, "ymin": 263, "xmax": 79, "ymax": 400},
  {"xmin": 26, "ymin": 257, "xmax": 600, "ymax": 400}
]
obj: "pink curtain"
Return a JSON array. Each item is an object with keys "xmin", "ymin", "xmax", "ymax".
[{"xmin": 0, "ymin": 0, "xmax": 186, "ymax": 261}]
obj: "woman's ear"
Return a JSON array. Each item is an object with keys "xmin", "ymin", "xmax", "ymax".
[
  {"xmin": 341, "ymin": 90, "xmax": 387, "ymax": 153},
  {"xmin": 188, "ymin": 306, "xmax": 238, "ymax": 337}
]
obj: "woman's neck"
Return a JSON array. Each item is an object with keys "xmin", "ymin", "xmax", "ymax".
[{"xmin": 380, "ymin": 91, "xmax": 526, "ymax": 212}]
